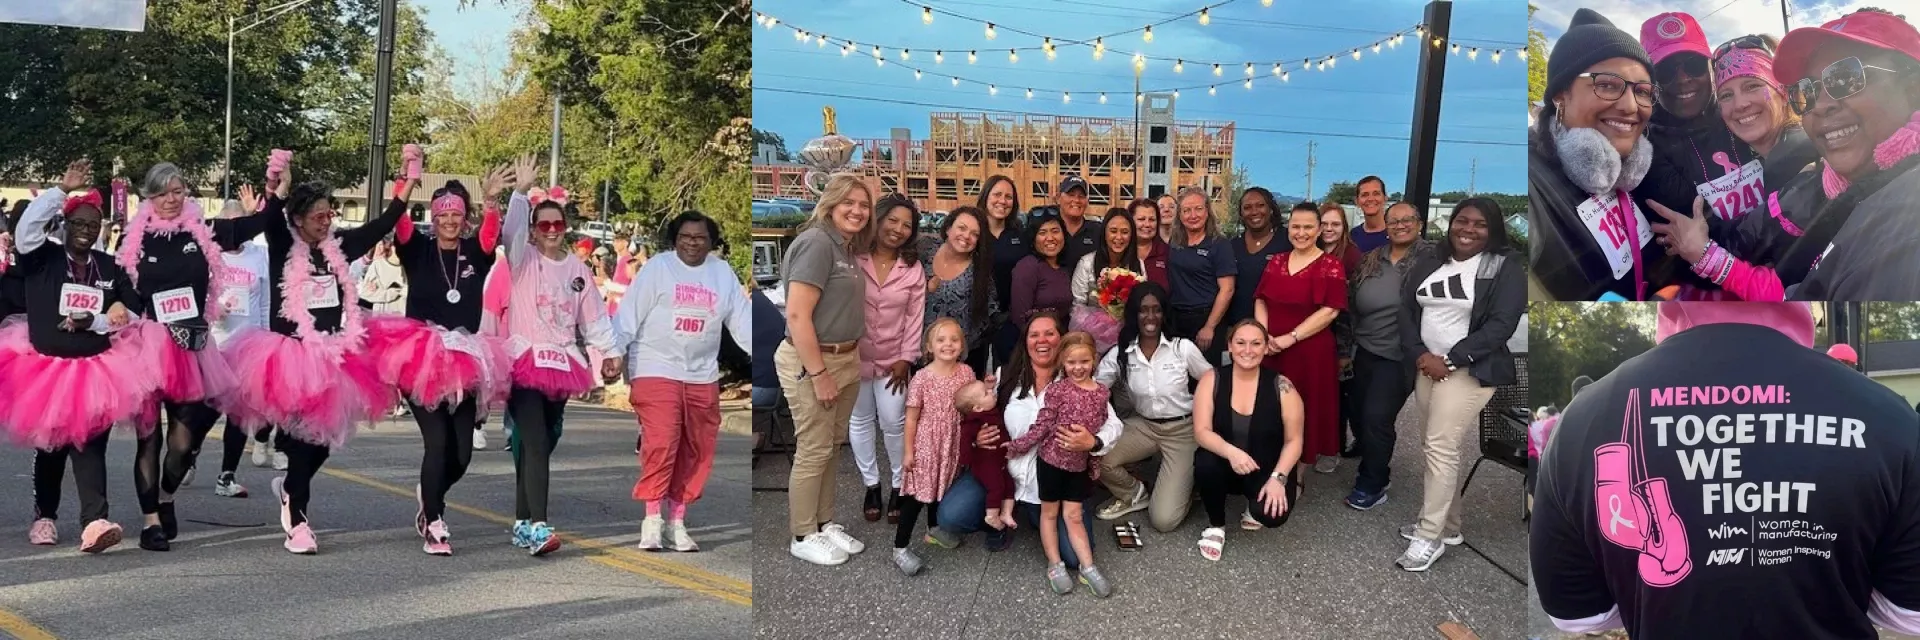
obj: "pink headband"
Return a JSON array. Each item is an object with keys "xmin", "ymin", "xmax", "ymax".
[
  {"xmin": 431, "ymin": 192, "xmax": 467, "ymax": 215},
  {"xmin": 1713, "ymin": 47, "xmax": 1779, "ymax": 92}
]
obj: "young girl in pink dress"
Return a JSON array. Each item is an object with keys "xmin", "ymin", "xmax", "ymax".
[{"xmin": 892, "ymin": 317, "xmax": 975, "ymax": 576}]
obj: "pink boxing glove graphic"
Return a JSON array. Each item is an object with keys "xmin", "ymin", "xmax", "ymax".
[
  {"xmin": 402, "ymin": 144, "xmax": 423, "ymax": 181},
  {"xmin": 1591, "ymin": 389, "xmax": 1694, "ymax": 587},
  {"xmin": 1711, "ymin": 151, "xmax": 1742, "ymax": 175}
]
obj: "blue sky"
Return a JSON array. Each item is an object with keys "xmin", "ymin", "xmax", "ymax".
[
  {"xmin": 753, "ymin": 0, "xmax": 1527, "ymax": 198},
  {"xmin": 415, "ymin": 0, "xmax": 519, "ymax": 93}
]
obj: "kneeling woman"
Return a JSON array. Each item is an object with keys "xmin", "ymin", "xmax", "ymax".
[
  {"xmin": 223, "ymin": 162, "xmax": 407, "ymax": 554},
  {"xmin": 496, "ymin": 155, "xmax": 619, "ymax": 555},
  {"xmin": 1191, "ymin": 320, "xmax": 1303, "ymax": 561},
  {"xmin": 363, "ymin": 152, "xmax": 506, "ymax": 556},
  {"xmin": 5, "ymin": 160, "xmax": 156, "ymax": 553}
]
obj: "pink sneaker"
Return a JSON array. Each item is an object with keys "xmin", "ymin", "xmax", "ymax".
[
  {"xmin": 28, "ymin": 518, "xmax": 56, "ymax": 545},
  {"xmin": 79, "ymin": 520, "xmax": 122, "ymax": 554},
  {"xmin": 285, "ymin": 522, "xmax": 317, "ymax": 554},
  {"xmin": 423, "ymin": 519, "xmax": 452, "ymax": 556}
]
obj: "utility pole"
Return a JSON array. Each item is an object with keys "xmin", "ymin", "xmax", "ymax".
[
  {"xmin": 1781, "ymin": 0, "xmax": 1792, "ymax": 34},
  {"xmin": 602, "ymin": 128, "xmax": 613, "ymax": 222},
  {"xmin": 1304, "ymin": 140, "xmax": 1316, "ymax": 203},
  {"xmin": 1404, "ymin": 0, "xmax": 1453, "ymax": 230},
  {"xmin": 549, "ymin": 94, "xmax": 563, "ymax": 187},
  {"xmin": 1467, "ymin": 158, "xmax": 1477, "ymax": 196},
  {"xmin": 366, "ymin": 0, "xmax": 397, "ymax": 219},
  {"xmin": 1132, "ymin": 62, "xmax": 1142, "ymax": 197}
]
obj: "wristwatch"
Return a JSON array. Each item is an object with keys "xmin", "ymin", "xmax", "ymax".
[
  {"xmin": 1269, "ymin": 471, "xmax": 1287, "ymax": 483},
  {"xmin": 1443, "ymin": 355, "xmax": 1457, "ymax": 371}
]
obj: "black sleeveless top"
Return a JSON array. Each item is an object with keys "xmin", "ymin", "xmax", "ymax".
[{"xmin": 1210, "ymin": 365, "xmax": 1290, "ymax": 474}]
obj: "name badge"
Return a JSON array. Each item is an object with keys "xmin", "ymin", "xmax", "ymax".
[
  {"xmin": 1576, "ymin": 191, "xmax": 1653, "ymax": 280},
  {"xmin": 308, "ymin": 275, "xmax": 340, "ymax": 309},
  {"xmin": 153, "ymin": 287, "xmax": 200, "ymax": 323},
  {"xmin": 1696, "ymin": 159, "xmax": 1765, "ymax": 221},
  {"xmin": 533, "ymin": 346, "xmax": 572, "ymax": 371},
  {"xmin": 59, "ymin": 283, "xmax": 104, "ymax": 315}
]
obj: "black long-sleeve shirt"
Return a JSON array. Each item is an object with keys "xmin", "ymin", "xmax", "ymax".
[
  {"xmin": 124, "ymin": 211, "xmax": 274, "ymax": 331},
  {"xmin": 260, "ymin": 194, "xmax": 406, "ymax": 337}
]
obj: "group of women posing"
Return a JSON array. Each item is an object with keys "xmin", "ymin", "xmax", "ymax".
[
  {"xmin": 777, "ymin": 168, "xmax": 1525, "ymax": 584},
  {"xmin": 1531, "ymin": 7, "xmax": 1920, "ymax": 301},
  {"xmin": 0, "ymin": 149, "xmax": 747, "ymax": 557}
]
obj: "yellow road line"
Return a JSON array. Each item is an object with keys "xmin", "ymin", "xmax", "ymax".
[
  {"xmin": 316, "ymin": 467, "xmax": 752, "ymax": 606},
  {"xmin": 0, "ymin": 608, "xmax": 57, "ymax": 640}
]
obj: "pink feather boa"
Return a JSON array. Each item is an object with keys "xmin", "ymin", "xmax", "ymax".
[
  {"xmin": 1822, "ymin": 111, "xmax": 1920, "ymax": 198},
  {"xmin": 280, "ymin": 233, "xmax": 366, "ymax": 355},
  {"xmin": 116, "ymin": 199, "xmax": 229, "ymax": 324}
]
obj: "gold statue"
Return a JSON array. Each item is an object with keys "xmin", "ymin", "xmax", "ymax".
[{"xmin": 823, "ymin": 106, "xmax": 837, "ymax": 135}]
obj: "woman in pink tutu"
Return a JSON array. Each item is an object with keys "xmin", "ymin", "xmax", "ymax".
[
  {"xmin": 116, "ymin": 161, "xmax": 276, "ymax": 551},
  {"xmin": 6, "ymin": 159, "xmax": 153, "ymax": 553},
  {"xmin": 224, "ymin": 159, "xmax": 408, "ymax": 554},
  {"xmin": 1068, "ymin": 207, "xmax": 1144, "ymax": 355},
  {"xmin": 361, "ymin": 149, "xmax": 505, "ymax": 556},
  {"xmin": 493, "ymin": 154, "xmax": 618, "ymax": 555}
]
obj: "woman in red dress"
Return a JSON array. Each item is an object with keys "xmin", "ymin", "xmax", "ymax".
[{"xmin": 1253, "ymin": 202, "xmax": 1348, "ymax": 485}]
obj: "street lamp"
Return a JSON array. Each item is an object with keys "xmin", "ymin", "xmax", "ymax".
[{"xmin": 225, "ymin": 0, "xmax": 320, "ymax": 199}]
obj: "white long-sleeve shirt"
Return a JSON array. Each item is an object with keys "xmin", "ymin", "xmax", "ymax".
[
  {"xmin": 609, "ymin": 249, "xmax": 751, "ymax": 385},
  {"xmin": 999, "ymin": 378, "xmax": 1122, "ymax": 505},
  {"xmin": 210, "ymin": 242, "xmax": 270, "ymax": 346}
]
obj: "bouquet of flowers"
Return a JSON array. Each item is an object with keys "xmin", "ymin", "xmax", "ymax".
[
  {"xmin": 1073, "ymin": 268, "xmax": 1141, "ymax": 354},
  {"xmin": 1096, "ymin": 268, "xmax": 1141, "ymax": 320}
]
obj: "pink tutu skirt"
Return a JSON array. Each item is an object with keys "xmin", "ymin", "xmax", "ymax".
[
  {"xmin": 1070, "ymin": 304, "xmax": 1121, "ymax": 355},
  {"xmin": 0, "ymin": 320, "xmax": 164, "ymax": 450},
  {"xmin": 221, "ymin": 328, "xmax": 393, "ymax": 448},
  {"xmin": 134, "ymin": 321, "xmax": 238, "ymax": 404},
  {"xmin": 510, "ymin": 348, "xmax": 595, "ymax": 401},
  {"xmin": 364, "ymin": 316, "xmax": 509, "ymax": 409}
]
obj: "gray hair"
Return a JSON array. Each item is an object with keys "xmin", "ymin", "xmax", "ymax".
[
  {"xmin": 141, "ymin": 163, "xmax": 188, "ymax": 198},
  {"xmin": 1169, "ymin": 186, "xmax": 1219, "ymax": 247}
]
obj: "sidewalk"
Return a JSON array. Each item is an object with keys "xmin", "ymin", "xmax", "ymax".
[{"xmin": 752, "ymin": 402, "xmax": 1527, "ymax": 638}]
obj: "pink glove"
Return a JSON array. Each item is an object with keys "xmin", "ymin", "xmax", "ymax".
[{"xmin": 402, "ymin": 144, "xmax": 423, "ymax": 180}]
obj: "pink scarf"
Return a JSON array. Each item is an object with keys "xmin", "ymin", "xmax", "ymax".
[
  {"xmin": 117, "ymin": 199, "xmax": 230, "ymax": 324},
  {"xmin": 279, "ymin": 233, "xmax": 365, "ymax": 358},
  {"xmin": 1822, "ymin": 111, "xmax": 1920, "ymax": 198}
]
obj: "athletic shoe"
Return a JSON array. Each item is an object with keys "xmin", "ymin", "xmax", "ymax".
[
  {"xmin": 285, "ymin": 523, "xmax": 317, "ymax": 554},
  {"xmin": 820, "ymin": 522, "xmax": 864, "ymax": 555},
  {"xmin": 1396, "ymin": 537, "xmax": 1446, "ymax": 572},
  {"xmin": 158, "ymin": 502, "xmax": 178, "ymax": 540},
  {"xmin": 511, "ymin": 520, "xmax": 533, "ymax": 549},
  {"xmin": 528, "ymin": 522, "xmax": 561, "ymax": 557},
  {"xmin": 214, "ymin": 473, "xmax": 248, "ymax": 498},
  {"xmin": 666, "ymin": 520, "xmax": 698, "ymax": 552},
  {"xmin": 1345, "ymin": 488, "xmax": 1387, "ymax": 510},
  {"xmin": 413, "ymin": 484, "xmax": 428, "ymax": 537},
  {"xmin": 892, "ymin": 547, "xmax": 924, "ymax": 576},
  {"xmin": 251, "ymin": 442, "xmax": 271, "ymax": 468},
  {"xmin": 180, "ymin": 465, "xmax": 197, "ymax": 488},
  {"xmin": 637, "ymin": 516, "xmax": 665, "ymax": 551},
  {"xmin": 1313, "ymin": 455, "xmax": 1340, "ymax": 474},
  {"xmin": 1097, "ymin": 484, "xmax": 1149, "ymax": 520},
  {"xmin": 922, "ymin": 527, "xmax": 961, "ymax": 549},
  {"xmin": 1398, "ymin": 524, "xmax": 1463, "ymax": 546},
  {"xmin": 1078, "ymin": 565, "xmax": 1113, "ymax": 598},
  {"xmin": 272, "ymin": 452, "xmax": 288, "ymax": 471},
  {"xmin": 1046, "ymin": 563, "xmax": 1074, "ymax": 594},
  {"xmin": 789, "ymin": 533, "xmax": 848, "ymax": 566},
  {"xmin": 473, "ymin": 430, "xmax": 488, "ymax": 451},
  {"xmin": 139, "ymin": 525, "xmax": 169, "ymax": 551},
  {"xmin": 28, "ymin": 518, "xmax": 56, "ymax": 545},
  {"xmin": 79, "ymin": 520, "xmax": 122, "ymax": 554},
  {"xmin": 423, "ymin": 520, "xmax": 452, "ymax": 556},
  {"xmin": 272, "ymin": 477, "xmax": 291, "ymax": 534}
]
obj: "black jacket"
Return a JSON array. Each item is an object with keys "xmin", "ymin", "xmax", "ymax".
[
  {"xmin": 1399, "ymin": 247, "xmax": 1525, "ymax": 388},
  {"xmin": 1643, "ymin": 108, "xmax": 1753, "ymax": 213},
  {"xmin": 1527, "ymin": 132, "xmax": 1686, "ymax": 301}
]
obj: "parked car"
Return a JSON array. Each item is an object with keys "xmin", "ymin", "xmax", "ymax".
[{"xmin": 579, "ymin": 220, "xmax": 615, "ymax": 242}]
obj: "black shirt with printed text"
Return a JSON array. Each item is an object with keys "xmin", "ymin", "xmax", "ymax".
[
  {"xmin": 261, "ymin": 195, "xmax": 406, "ymax": 337},
  {"xmin": 14, "ymin": 244, "xmax": 143, "ymax": 358},
  {"xmin": 396, "ymin": 231, "xmax": 495, "ymax": 333}
]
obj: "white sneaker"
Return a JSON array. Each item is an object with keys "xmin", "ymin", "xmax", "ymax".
[
  {"xmin": 473, "ymin": 430, "xmax": 488, "ymax": 450},
  {"xmin": 789, "ymin": 533, "xmax": 849, "ymax": 566},
  {"xmin": 250, "ymin": 443, "xmax": 270, "ymax": 468},
  {"xmin": 1396, "ymin": 537, "xmax": 1446, "ymax": 572},
  {"xmin": 180, "ymin": 465, "xmax": 197, "ymax": 487},
  {"xmin": 820, "ymin": 522, "xmax": 864, "ymax": 555},
  {"xmin": 1097, "ymin": 484, "xmax": 1149, "ymax": 521},
  {"xmin": 637, "ymin": 516, "xmax": 664, "ymax": 551},
  {"xmin": 666, "ymin": 519, "xmax": 698, "ymax": 552},
  {"xmin": 272, "ymin": 452, "xmax": 288, "ymax": 471}
]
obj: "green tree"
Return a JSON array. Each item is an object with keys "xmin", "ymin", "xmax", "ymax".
[
  {"xmin": 1529, "ymin": 4, "xmax": 1549, "ymax": 105},
  {"xmin": 753, "ymin": 128, "xmax": 791, "ymax": 162},
  {"xmin": 1529, "ymin": 301, "xmax": 1655, "ymax": 410},
  {"xmin": 1216, "ymin": 162, "xmax": 1252, "ymax": 236},
  {"xmin": 1867, "ymin": 302, "xmax": 1920, "ymax": 343},
  {"xmin": 1322, "ymin": 181, "xmax": 1356, "ymax": 207}
]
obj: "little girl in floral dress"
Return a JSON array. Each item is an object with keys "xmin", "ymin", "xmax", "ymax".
[{"xmin": 892, "ymin": 317, "xmax": 974, "ymax": 576}]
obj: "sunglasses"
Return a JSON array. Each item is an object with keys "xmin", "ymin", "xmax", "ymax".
[
  {"xmin": 533, "ymin": 220, "xmax": 567, "ymax": 233},
  {"xmin": 1787, "ymin": 56, "xmax": 1904, "ymax": 116},
  {"xmin": 1657, "ymin": 55, "xmax": 1711, "ymax": 83},
  {"xmin": 1577, "ymin": 72, "xmax": 1658, "ymax": 107},
  {"xmin": 1713, "ymin": 35, "xmax": 1775, "ymax": 58}
]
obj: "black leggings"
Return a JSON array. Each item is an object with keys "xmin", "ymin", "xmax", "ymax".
[
  {"xmin": 1195, "ymin": 449, "xmax": 1299, "ymax": 529},
  {"xmin": 892, "ymin": 497, "xmax": 940, "ymax": 549},
  {"xmin": 413, "ymin": 397, "xmax": 478, "ymax": 523},
  {"xmin": 280, "ymin": 435, "xmax": 331, "ymax": 527},
  {"xmin": 134, "ymin": 400, "xmax": 220, "ymax": 513},
  {"xmin": 508, "ymin": 388, "xmax": 567, "ymax": 522},
  {"xmin": 219, "ymin": 420, "xmax": 282, "ymax": 474},
  {"xmin": 33, "ymin": 431, "xmax": 111, "ymax": 524}
]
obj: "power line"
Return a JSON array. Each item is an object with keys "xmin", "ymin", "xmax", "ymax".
[
  {"xmin": 924, "ymin": 0, "xmax": 1523, "ymax": 45},
  {"xmin": 755, "ymin": 86, "xmax": 1527, "ymax": 147}
]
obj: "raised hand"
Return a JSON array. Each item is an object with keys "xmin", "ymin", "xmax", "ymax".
[
  {"xmin": 480, "ymin": 163, "xmax": 511, "ymax": 201},
  {"xmin": 237, "ymin": 184, "xmax": 260, "ymax": 215},
  {"xmin": 271, "ymin": 163, "xmax": 294, "ymax": 199},
  {"xmin": 512, "ymin": 154, "xmax": 539, "ymax": 194},
  {"xmin": 60, "ymin": 159, "xmax": 91, "ymax": 192}
]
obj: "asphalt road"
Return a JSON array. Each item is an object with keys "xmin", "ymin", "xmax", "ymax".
[
  {"xmin": 751, "ymin": 398, "xmax": 1529, "ymax": 639},
  {"xmin": 0, "ymin": 404, "xmax": 751, "ymax": 640}
]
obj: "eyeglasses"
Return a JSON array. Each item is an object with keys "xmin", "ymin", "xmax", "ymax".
[
  {"xmin": 1576, "ymin": 72, "xmax": 1658, "ymax": 107},
  {"xmin": 1386, "ymin": 216, "xmax": 1420, "ymax": 228},
  {"xmin": 1656, "ymin": 54, "xmax": 1710, "ymax": 83},
  {"xmin": 533, "ymin": 220, "xmax": 567, "ymax": 233},
  {"xmin": 1787, "ymin": 56, "xmax": 1903, "ymax": 116}
]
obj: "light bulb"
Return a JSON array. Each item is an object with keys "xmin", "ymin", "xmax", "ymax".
[
  {"xmin": 1353, "ymin": 49, "xmax": 1362, "ymax": 60},
  {"xmin": 1281, "ymin": 71, "xmax": 1289, "ymax": 82},
  {"xmin": 1062, "ymin": 92, "xmax": 1070, "ymax": 103},
  {"xmin": 1099, "ymin": 93, "xmax": 1108, "ymax": 103},
  {"xmin": 1172, "ymin": 89, "xmax": 1179, "ymax": 98},
  {"xmin": 817, "ymin": 35, "xmax": 826, "ymax": 48},
  {"xmin": 1243, "ymin": 78, "xmax": 1252, "ymax": 89},
  {"xmin": 1209, "ymin": 85, "xmax": 1217, "ymax": 95},
  {"xmin": 922, "ymin": 6, "xmax": 933, "ymax": 24},
  {"xmin": 1143, "ymin": 25, "xmax": 1153, "ymax": 43},
  {"xmin": 1518, "ymin": 49, "xmax": 1529, "ymax": 60},
  {"xmin": 873, "ymin": 45, "xmax": 882, "ymax": 59},
  {"xmin": 1136, "ymin": 92, "xmax": 1144, "ymax": 103},
  {"xmin": 1433, "ymin": 37, "xmax": 1442, "ymax": 48},
  {"xmin": 793, "ymin": 30, "xmax": 804, "ymax": 42},
  {"xmin": 1009, "ymin": 49, "xmax": 1018, "ymax": 63},
  {"xmin": 913, "ymin": 70, "xmax": 921, "ymax": 80},
  {"xmin": 935, "ymin": 50, "xmax": 944, "ymax": 63},
  {"xmin": 1025, "ymin": 88, "xmax": 1033, "ymax": 99},
  {"xmin": 1271, "ymin": 63, "xmax": 1281, "ymax": 76},
  {"xmin": 841, "ymin": 45, "xmax": 851, "ymax": 56},
  {"xmin": 1212, "ymin": 63, "xmax": 1222, "ymax": 76},
  {"xmin": 875, "ymin": 57, "xmax": 884, "ymax": 67},
  {"xmin": 1468, "ymin": 47, "xmax": 1478, "ymax": 60},
  {"xmin": 1491, "ymin": 49, "xmax": 1503, "ymax": 63},
  {"xmin": 1416, "ymin": 25, "xmax": 1425, "ymax": 35},
  {"xmin": 1262, "ymin": 0, "xmax": 1273, "ymax": 5},
  {"xmin": 765, "ymin": 17, "xmax": 778, "ymax": 29},
  {"xmin": 1373, "ymin": 43, "xmax": 1381, "ymax": 53},
  {"xmin": 1199, "ymin": 8, "xmax": 1210, "ymax": 26},
  {"xmin": 1046, "ymin": 46, "xmax": 1056, "ymax": 60},
  {"xmin": 1094, "ymin": 37, "xmax": 1105, "ymax": 59},
  {"xmin": 901, "ymin": 49, "xmax": 910, "ymax": 61},
  {"xmin": 1175, "ymin": 59, "xmax": 1184, "ymax": 73},
  {"xmin": 968, "ymin": 50, "xmax": 977, "ymax": 64},
  {"xmin": 986, "ymin": 23, "xmax": 996, "ymax": 40},
  {"xmin": 989, "ymin": 84, "xmax": 997, "ymax": 95},
  {"xmin": 951, "ymin": 77, "xmax": 959, "ymax": 86},
  {"xmin": 1328, "ymin": 56, "xmax": 1336, "ymax": 68},
  {"xmin": 1245, "ymin": 63, "xmax": 1254, "ymax": 76}
]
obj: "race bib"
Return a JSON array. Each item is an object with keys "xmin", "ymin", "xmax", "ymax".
[
  {"xmin": 671, "ymin": 283, "xmax": 717, "ymax": 337},
  {"xmin": 533, "ymin": 346, "xmax": 572, "ymax": 372},
  {"xmin": 307, "ymin": 275, "xmax": 340, "ymax": 309},
  {"xmin": 153, "ymin": 287, "xmax": 200, "ymax": 323},
  {"xmin": 219, "ymin": 273, "xmax": 254, "ymax": 316},
  {"xmin": 1577, "ymin": 191, "xmax": 1654, "ymax": 280},
  {"xmin": 439, "ymin": 330, "xmax": 485, "ymax": 359},
  {"xmin": 1696, "ymin": 159, "xmax": 1766, "ymax": 221},
  {"xmin": 59, "ymin": 284, "xmax": 104, "ymax": 315}
]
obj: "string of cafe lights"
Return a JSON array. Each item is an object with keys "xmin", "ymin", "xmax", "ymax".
[{"xmin": 754, "ymin": 10, "xmax": 1522, "ymax": 103}]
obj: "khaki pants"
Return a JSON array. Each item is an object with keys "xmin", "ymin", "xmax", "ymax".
[
  {"xmin": 777, "ymin": 342, "xmax": 861, "ymax": 538},
  {"xmin": 1097, "ymin": 415, "xmax": 1196, "ymax": 533},
  {"xmin": 1412, "ymin": 371, "xmax": 1495, "ymax": 541}
]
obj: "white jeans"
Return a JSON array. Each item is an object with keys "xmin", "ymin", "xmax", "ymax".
[{"xmin": 849, "ymin": 377, "xmax": 906, "ymax": 490}]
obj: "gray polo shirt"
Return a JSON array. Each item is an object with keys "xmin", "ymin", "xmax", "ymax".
[
  {"xmin": 783, "ymin": 226, "xmax": 866, "ymax": 344},
  {"xmin": 1351, "ymin": 257, "xmax": 1410, "ymax": 360}
]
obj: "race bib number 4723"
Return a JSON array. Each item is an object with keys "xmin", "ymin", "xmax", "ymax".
[{"xmin": 1576, "ymin": 191, "xmax": 1654, "ymax": 280}]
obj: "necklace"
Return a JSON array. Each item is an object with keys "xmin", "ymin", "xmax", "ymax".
[{"xmin": 437, "ymin": 243, "xmax": 463, "ymax": 304}]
